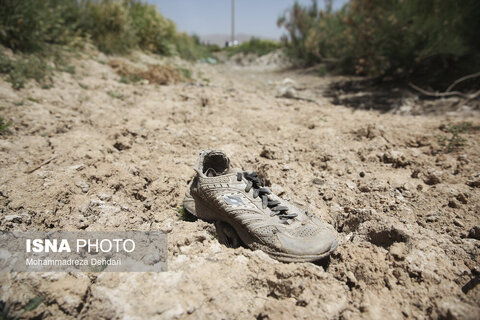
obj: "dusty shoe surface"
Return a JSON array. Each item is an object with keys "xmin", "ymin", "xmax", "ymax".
[{"xmin": 186, "ymin": 150, "xmax": 338, "ymax": 262}]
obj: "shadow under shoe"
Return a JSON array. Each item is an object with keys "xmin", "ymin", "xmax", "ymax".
[{"xmin": 215, "ymin": 221, "xmax": 244, "ymax": 248}]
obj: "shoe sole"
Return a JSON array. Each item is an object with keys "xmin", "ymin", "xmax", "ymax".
[
  {"xmin": 264, "ymin": 239, "xmax": 338, "ymax": 262},
  {"xmin": 183, "ymin": 196, "xmax": 338, "ymax": 263}
]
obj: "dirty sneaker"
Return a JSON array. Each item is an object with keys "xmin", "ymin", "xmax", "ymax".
[
  {"xmin": 184, "ymin": 150, "xmax": 338, "ymax": 262},
  {"xmin": 184, "ymin": 192, "xmax": 242, "ymax": 247}
]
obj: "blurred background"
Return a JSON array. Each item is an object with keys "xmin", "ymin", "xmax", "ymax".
[{"xmin": 149, "ymin": 0, "xmax": 347, "ymax": 45}]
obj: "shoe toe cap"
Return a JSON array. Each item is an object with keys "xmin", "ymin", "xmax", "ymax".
[{"xmin": 277, "ymin": 228, "xmax": 337, "ymax": 256}]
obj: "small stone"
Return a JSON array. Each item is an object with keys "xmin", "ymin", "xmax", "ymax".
[
  {"xmin": 4, "ymin": 214, "xmax": 23, "ymax": 223},
  {"xmin": 161, "ymin": 219, "xmax": 173, "ymax": 233},
  {"xmin": 426, "ymin": 214, "xmax": 439, "ymax": 223},
  {"xmin": 448, "ymin": 199, "xmax": 460, "ymax": 208},
  {"xmin": 97, "ymin": 193, "xmax": 112, "ymax": 201},
  {"xmin": 382, "ymin": 150, "xmax": 409, "ymax": 167},
  {"xmin": 312, "ymin": 178, "xmax": 325, "ymax": 185},
  {"xmin": 466, "ymin": 179, "xmax": 480, "ymax": 188},
  {"xmin": 69, "ymin": 164, "xmax": 85, "ymax": 171},
  {"xmin": 322, "ymin": 190, "xmax": 334, "ymax": 201},
  {"xmin": 278, "ymin": 86, "xmax": 296, "ymax": 98},
  {"xmin": 260, "ymin": 147, "xmax": 276, "ymax": 160},
  {"xmin": 457, "ymin": 154, "xmax": 469, "ymax": 164},
  {"xmin": 187, "ymin": 306, "xmax": 196, "ymax": 314},
  {"xmin": 75, "ymin": 181, "xmax": 89, "ymax": 193},
  {"xmin": 129, "ymin": 166, "xmax": 140, "ymax": 176},
  {"xmin": 456, "ymin": 193, "xmax": 468, "ymax": 204},
  {"xmin": 355, "ymin": 124, "xmax": 382, "ymax": 140},
  {"xmin": 359, "ymin": 185, "xmax": 371, "ymax": 193},
  {"xmin": 453, "ymin": 219, "xmax": 464, "ymax": 228},
  {"xmin": 411, "ymin": 169, "xmax": 421, "ymax": 178},
  {"xmin": 389, "ymin": 242, "xmax": 407, "ymax": 260},
  {"xmin": 76, "ymin": 215, "xmax": 89, "ymax": 229},
  {"xmin": 346, "ymin": 271, "xmax": 358, "ymax": 286},
  {"xmin": 423, "ymin": 171, "xmax": 441, "ymax": 185},
  {"xmin": 359, "ymin": 171, "xmax": 365, "ymax": 178},
  {"xmin": 468, "ymin": 226, "xmax": 480, "ymax": 240},
  {"xmin": 113, "ymin": 141, "xmax": 131, "ymax": 151}
]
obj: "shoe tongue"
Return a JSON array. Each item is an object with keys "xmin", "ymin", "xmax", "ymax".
[{"xmin": 205, "ymin": 168, "xmax": 218, "ymax": 177}]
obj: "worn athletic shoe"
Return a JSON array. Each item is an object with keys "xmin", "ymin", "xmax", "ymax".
[{"xmin": 184, "ymin": 150, "xmax": 338, "ymax": 262}]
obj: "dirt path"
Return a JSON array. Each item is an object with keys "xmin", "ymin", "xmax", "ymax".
[{"xmin": 0, "ymin": 50, "xmax": 479, "ymax": 319}]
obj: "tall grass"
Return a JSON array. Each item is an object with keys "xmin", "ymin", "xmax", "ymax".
[{"xmin": 278, "ymin": 0, "xmax": 480, "ymax": 86}]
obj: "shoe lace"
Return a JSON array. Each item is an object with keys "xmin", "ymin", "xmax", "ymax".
[{"xmin": 237, "ymin": 171, "xmax": 298, "ymax": 220}]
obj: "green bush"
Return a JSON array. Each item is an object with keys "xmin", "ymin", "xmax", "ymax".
[
  {"xmin": 0, "ymin": 0, "xmax": 210, "ymax": 58},
  {"xmin": 0, "ymin": 0, "xmax": 212, "ymax": 89},
  {"xmin": 227, "ymin": 38, "xmax": 281, "ymax": 57},
  {"xmin": 125, "ymin": 0, "xmax": 210, "ymax": 59},
  {"xmin": 0, "ymin": 53, "xmax": 50, "ymax": 89},
  {"xmin": 278, "ymin": 0, "xmax": 480, "ymax": 84},
  {"xmin": 174, "ymin": 33, "xmax": 211, "ymax": 60},
  {"xmin": 277, "ymin": 1, "xmax": 321, "ymax": 64},
  {"xmin": 82, "ymin": 0, "xmax": 137, "ymax": 54},
  {"xmin": 125, "ymin": 0, "xmax": 176, "ymax": 55},
  {"xmin": 0, "ymin": 0, "xmax": 84, "ymax": 51}
]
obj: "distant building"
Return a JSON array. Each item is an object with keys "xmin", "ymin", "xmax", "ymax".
[{"xmin": 225, "ymin": 40, "xmax": 239, "ymax": 48}]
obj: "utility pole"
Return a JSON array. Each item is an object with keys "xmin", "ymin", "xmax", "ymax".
[{"xmin": 231, "ymin": 0, "xmax": 235, "ymax": 43}]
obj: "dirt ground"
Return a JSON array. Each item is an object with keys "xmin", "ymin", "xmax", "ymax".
[{"xmin": 0, "ymin": 48, "xmax": 479, "ymax": 319}]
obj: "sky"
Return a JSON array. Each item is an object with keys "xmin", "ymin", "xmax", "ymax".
[{"xmin": 146, "ymin": 0, "xmax": 347, "ymax": 40}]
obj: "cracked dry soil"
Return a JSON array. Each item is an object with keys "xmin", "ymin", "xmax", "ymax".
[{"xmin": 0, "ymin": 50, "xmax": 479, "ymax": 319}]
